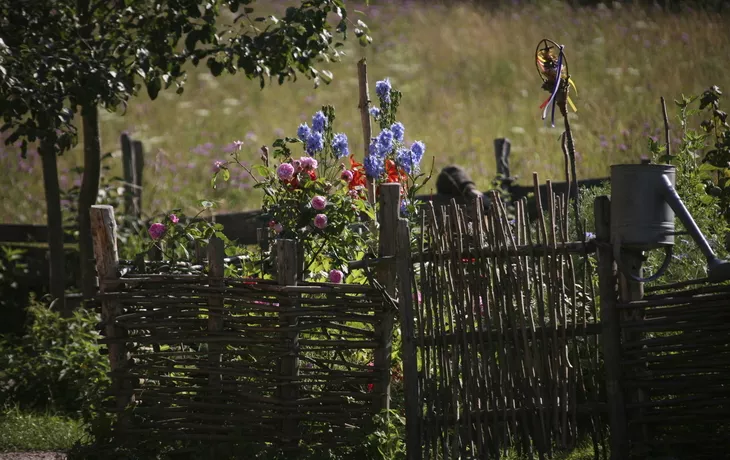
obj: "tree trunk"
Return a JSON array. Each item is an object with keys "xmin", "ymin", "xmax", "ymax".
[
  {"xmin": 40, "ymin": 139, "xmax": 66, "ymax": 312},
  {"xmin": 79, "ymin": 103, "xmax": 102, "ymax": 299}
]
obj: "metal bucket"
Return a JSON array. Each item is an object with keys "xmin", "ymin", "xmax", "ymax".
[{"xmin": 610, "ymin": 163, "xmax": 676, "ymax": 250}]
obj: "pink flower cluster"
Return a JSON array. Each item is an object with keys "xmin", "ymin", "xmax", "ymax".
[
  {"xmin": 277, "ymin": 163, "xmax": 295, "ymax": 181},
  {"xmin": 314, "ymin": 213, "xmax": 328, "ymax": 230},
  {"xmin": 329, "ymin": 269, "xmax": 344, "ymax": 283},
  {"xmin": 148, "ymin": 223, "xmax": 166, "ymax": 240},
  {"xmin": 311, "ymin": 195, "xmax": 327, "ymax": 210},
  {"xmin": 268, "ymin": 220, "xmax": 283, "ymax": 234}
]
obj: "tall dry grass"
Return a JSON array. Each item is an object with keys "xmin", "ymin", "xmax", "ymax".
[{"xmin": 1, "ymin": 0, "xmax": 728, "ymax": 223}]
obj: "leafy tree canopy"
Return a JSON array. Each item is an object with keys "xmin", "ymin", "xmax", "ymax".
[{"xmin": 0, "ymin": 0, "xmax": 363, "ymax": 155}]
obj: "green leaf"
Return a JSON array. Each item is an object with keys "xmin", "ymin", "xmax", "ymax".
[
  {"xmin": 253, "ymin": 164, "xmax": 270, "ymax": 177},
  {"xmin": 146, "ymin": 77, "xmax": 161, "ymax": 100},
  {"xmin": 222, "ymin": 168, "xmax": 230, "ymax": 181}
]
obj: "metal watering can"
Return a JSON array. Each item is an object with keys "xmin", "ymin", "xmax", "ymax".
[{"xmin": 610, "ymin": 161, "xmax": 730, "ymax": 282}]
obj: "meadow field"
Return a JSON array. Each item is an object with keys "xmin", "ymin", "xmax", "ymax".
[{"xmin": 1, "ymin": 0, "xmax": 729, "ymax": 223}]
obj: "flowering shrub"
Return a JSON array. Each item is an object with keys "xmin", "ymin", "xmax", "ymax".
[{"xmin": 213, "ymin": 78, "xmax": 431, "ymax": 281}]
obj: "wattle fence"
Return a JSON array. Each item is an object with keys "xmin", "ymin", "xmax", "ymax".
[{"xmin": 91, "ymin": 178, "xmax": 730, "ymax": 459}]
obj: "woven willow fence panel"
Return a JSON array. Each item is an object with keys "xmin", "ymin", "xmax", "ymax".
[
  {"xmin": 408, "ymin": 192, "xmax": 606, "ymax": 459},
  {"xmin": 619, "ymin": 282, "xmax": 730, "ymax": 458},
  {"xmin": 101, "ymin": 275, "xmax": 389, "ymax": 448}
]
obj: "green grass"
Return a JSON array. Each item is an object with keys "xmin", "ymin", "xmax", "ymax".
[
  {"xmin": 0, "ymin": 407, "xmax": 84, "ymax": 452},
  {"xmin": 2, "ymin": 1, "xmax": 729, "ymax": 224}
]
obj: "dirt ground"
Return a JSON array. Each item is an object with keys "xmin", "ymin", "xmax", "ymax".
[{"xmin": 0, "ymin": 454, "xmax": 66, "ymax": 460}]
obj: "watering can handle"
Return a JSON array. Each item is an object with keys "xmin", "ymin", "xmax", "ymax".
[{"xmin": 613, "ymin": 238, "xmax": 673, "ymax": 283}]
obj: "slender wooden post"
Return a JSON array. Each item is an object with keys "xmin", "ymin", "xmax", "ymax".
[
  {"xmin": 397, "ymin": 218, "xmax": 421, "ymax": 460},
  {"xmin": 276, "ymin": 239, "xmax": 299, "ymax": 443},
  {"xmin": 594, "ymin": 196, "xmax": 628, "ymax": 460},
  {"xmin": 132, "ymin": 139, "xmax": 144, "ymax": 219},
  {"xmin": 207, "ymin": 237, "xmax": 225, "ymax": 388},
  {"xmin": 374, "ymin": 183, "xmax": 400, "ymax": 412},
  {"xmin": 358, "ymin": 59, "xmax": 376, "ymax": 207},
  {"xmin": 194, "ymin": 240, "xmax": 207, "ymax": 265},
  {"xmin": 618, "ymin": 247, "xmax": 649, "ymax": 450},
  {"xmin": 90, "ymin": 205, "xmax": 133, "ymax": 417},
  {"xmin": 493, "ymin": 137, "xmax": 512, "ymax": 193},
  {"xmin": 121, "ymin": 133, "xmax": 135, "ymax": 218}
]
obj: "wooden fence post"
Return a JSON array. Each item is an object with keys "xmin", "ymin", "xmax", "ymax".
[
  {"xmin": 397, "ymin": 218, "xmax": 421, "ymax": 460},
  {"xmin": 207, "ymin": 237, "xmax": 225, "ymax": 388},
  {"xmin": 594, "ymin": 196, "xmax": 628, "ymax": 460},
  {"xmin": 90, "ymin": 205, "xmax": 133, "ymax": 417},
  {"xmin": 358, "ymin": 59, "xmax": 376, "ymax": 207},
  {"xmin": 121, "ymin": 134, "xmax": 144, "ymax": 220},
  {"xmin": 494, "ymin": 137, "xmax": 512, "ymax": 193},
  {"xmin": 276, "ymin": 239, "xmax": 299, "ymax": 443},
  {"xmin": 374, "ymin": 183, "xmax": 401, "ymax": 413}
]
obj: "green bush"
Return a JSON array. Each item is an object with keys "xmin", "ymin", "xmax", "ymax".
[{"xmin": 0, "ymin": 299, "xmax": 110, "ymax": 416}]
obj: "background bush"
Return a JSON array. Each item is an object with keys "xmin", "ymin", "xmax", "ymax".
[{"xmin": 0, "ymin": 300, "xmax": 110, "ymax": 416}]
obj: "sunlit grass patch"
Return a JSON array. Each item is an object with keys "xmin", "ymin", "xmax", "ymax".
[
  {"xmin": 1, "ymin": 1, "xmax": 728, "ymax": 224},
  {"xmin": 0, "ymin": 406, "xmax": 84, "ymax": 452}
]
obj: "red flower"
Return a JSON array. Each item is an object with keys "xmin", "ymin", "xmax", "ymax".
[{"xmin": 348, "ymin": 155, "xmax": 367, "ymax": 190}]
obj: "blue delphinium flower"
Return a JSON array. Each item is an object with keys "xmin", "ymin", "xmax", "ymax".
[
  {"xmin": 306, "ymin": 131, "xmax": 324, "ymax": 155},
  {"xmin": 391, "ymin": 122, "xmax": 405, "ymax": 142},
  {"xmin": 377, "ymin": 129, "xmax": 394, "ymax": 156},
  {"xmin": 297, "ymin": 123, "xmax": 311, "ymax": 141},
  {"xmin": 410, "ymin": 140, "xmax": 425, "ymax": 164},
  {"xmin": 369, "ymin": 140, "xmax": 380, "ymax": 158},
  {"xmin": 312, "ymin": 111, "xmax": 327, "ymax": 133},
  {"xmin": 331, "ymin": 133, "xmax": 349, "ymax": 159},
  {"xmin": 375, "ymin": 78, "xmax": 391, "ymax": 104},
  {"xmin": 400, "ymin": 199, "xmax": 410, "ymax": 217},
  {"xmin": 369, "ymin": 107, "xmax": 381, "ymax": 119},
  {"xmin": 396, "ymin": 148, "xmax": 414, "ymax": 173},
  {"xmin": 364, "ymin": 154, "xmax": 385, "ymax": 178}
]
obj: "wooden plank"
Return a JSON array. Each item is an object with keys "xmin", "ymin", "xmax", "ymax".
[{"xmin": 0, "ymin": 224, "xmax": 76, "ymax": 244}]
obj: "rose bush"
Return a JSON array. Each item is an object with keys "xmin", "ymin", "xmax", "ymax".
[{"xmin": 214, "ymin": 78, "xmax": 431, "ymax": 282}]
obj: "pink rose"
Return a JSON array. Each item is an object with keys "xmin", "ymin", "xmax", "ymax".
[
  {"xmin": 311, "ymin": 195, "xmax": 327, "ymax": 210},
  {"xmin": 293, "ymin": 159, "xmax": 302, "ymax": 172},
  {"xmin": 277, "ymin": 163, "xmax": 295, "ymax": 181},
  {"xmin": 341, "ymin": 170, "xmax": 353, "ymax": 183},
  {"xmin": 300, "ymin": 156, "xmax": 318, "ymax": 170},
  {"xmin": 314, "ymin": 214, "xmax": 328, "ymax": 230},
  {"xmin": 268, "ymin": 220, "xmax": 277, "ymax": 228},
  {"xmin": 329, "ymin": 269, "xmax": 344, "ymax": 284},
  {"xmin": 148, "ymin": 223, "xmax": 166, "ymax": 240},
  {"xmin": 274, "ymin": 223, "xmax": 283, "ymax": 233},
  {"xmin": 169, "ymin": 214, "xmax": 179, "ymax": 224}
]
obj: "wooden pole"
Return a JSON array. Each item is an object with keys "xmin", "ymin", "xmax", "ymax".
[
  {"xmin": 358, "ymin": 59, "xmax": 376, "ymax": 207},
  {"xmin": 397, "ymin": 218, "xmax": 421, "ymax": 460},
  {"xmin": 374, "ymin": 183, "xmax": 400, "ymax": 412},
  {"xmin": 90, "ymin": 205, "xmax": 133, "ymax": 417},
  {"xmin": 493, "ymin": 138, "xmax": 512, "ymax": 193},
  {"xmin": 276, "ymin": 239, "xmax": 299, "ymax": 443},
  {"xmin": 132, "ymin": 139, "xmax": 144, "ymax": 219},
  {"xmin": 121, "ymin": 133, "xmax": 135, "ymax": 218},
  {"xmin": 594, "ymin": 196, "xmax": 628, "ymax": 459},
  {"xmin": 207, "ymin": 237, "xmax": 225, "ymax": 388}
]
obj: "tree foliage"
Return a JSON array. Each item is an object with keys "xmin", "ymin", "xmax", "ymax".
[{"xmin": 0, "ymin": 0, "xmax": 358, "ymax": 156}]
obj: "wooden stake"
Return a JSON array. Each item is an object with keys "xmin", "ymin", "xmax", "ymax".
[
  {"xmin": 374, "ymin": 183, "xmax": 400, "ymax": 412},
  {"xmin": 90, "ymin": 205, "xmax": 134, "ymax": 418},
  {"xmin": 397, "ymin": 218, "xmax": 421, "ymax": 460},
  {"xmin": 276, "ymin": 239, "xmax": 299, "ymax": 442},
  {"xmin": 358, "ymin": 59, "xmax": 376, "ymax": 207},
  {"xmin": 207, "ymin": 236, "xmax": 225, "ymax": 388},
  {"xmin": 594, "ymin": 196, "xmax": 629, "ymax": 460}
]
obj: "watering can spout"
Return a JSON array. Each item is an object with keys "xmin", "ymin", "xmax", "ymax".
[{"xmin": 659, "ymin": 174, "xmax": 730, "ymax": 282}]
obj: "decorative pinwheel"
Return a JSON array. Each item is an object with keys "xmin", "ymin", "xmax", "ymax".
[{"xmin": 536, "ymin": 38, "xmax": 577, "ymax": 128}]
